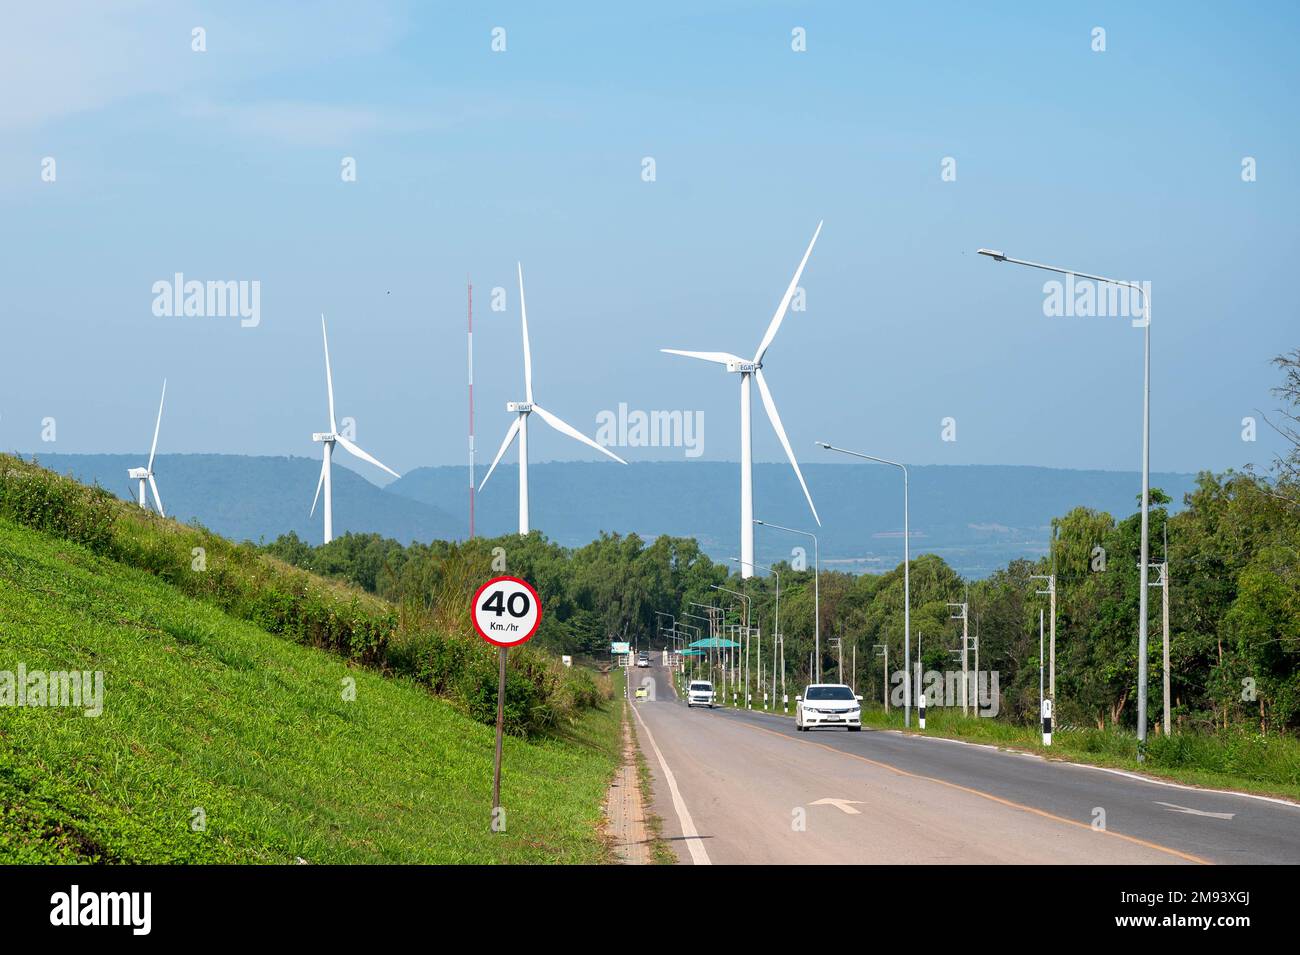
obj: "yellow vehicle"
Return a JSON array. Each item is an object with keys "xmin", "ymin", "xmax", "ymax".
[{"xmin": 634, "ymin": 686, "xmax": 649, "ymax": 701}]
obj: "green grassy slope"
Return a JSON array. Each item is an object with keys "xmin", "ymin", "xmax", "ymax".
[{"xmin": 0, "ymin": 518, "xmax": 620, "ymax": 863}]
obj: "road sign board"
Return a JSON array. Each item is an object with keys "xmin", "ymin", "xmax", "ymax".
[
  {"xmin": 611, "ymin": 641, "xmax": 631, "ymax": 655},
  {"xmin": 472, "ymin": 576, "xmax": 542, "ymax": 648}
]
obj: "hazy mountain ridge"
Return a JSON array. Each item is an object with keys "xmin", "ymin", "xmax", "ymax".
[
  {"xmin": 390, "ymin": 461, "xmax": 1201, "ymax": 578},
  {"xmin": 30, "ymin": 453, "xmax": 460, "ymax": 545},
  {"xmin": 29, "ymin": 454, "xmax": 1198, "ymax": 577}
]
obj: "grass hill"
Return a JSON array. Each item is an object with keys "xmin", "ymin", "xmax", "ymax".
[{"xmin": 0, "ymin": 456, "xmax": 621, "ymax": 863}]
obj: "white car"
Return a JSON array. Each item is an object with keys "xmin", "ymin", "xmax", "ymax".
[
  {"xmin": 795, "ymin": 684, "xmax": 863, "ymax": 731},
  {"xmin": 636, "ymin": 653, "xmax": 650, "ymax": 668},
  {"xmin": 687, "ymin": 680, "xmax": 716, "ymax": 708}
]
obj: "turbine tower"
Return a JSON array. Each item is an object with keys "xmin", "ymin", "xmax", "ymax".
[
  {"xmin": 310, "ymin": 315, "xmax": 400, "ymax": 544},
  {"xmin": 127, "ymin": 379, "xmax": 167, "ymax": 517},
  {"xmin": 479, "ymin": 263, "xmax": 627, "ymax": 533},
  {"xmin": 662, "ymin": 221, "xmax": 823, "ymax": 578}
]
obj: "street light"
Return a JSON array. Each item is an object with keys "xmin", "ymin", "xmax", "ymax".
[
  {"xmin": 713, "ymin": 584, "xmax": 750, "ymax": 704},
  {"xmin": 733, "ymin": 557, "xmax": 783, "ymax": 709},
  {"xmin": 755, "ymin": 518, "xmax": 820, "ymax": 683},
  {"xmin": 978, "ymin": 247, "xmax": 1153, "ymax": 758},
  {"xmin": 817, "ymin": 442, "xmax": 911, "ymax": 728}
]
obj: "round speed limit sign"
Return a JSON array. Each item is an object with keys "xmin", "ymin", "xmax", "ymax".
[{"xmin": 472, "ymin": 576, "xmax": 542, "ymax": 648}]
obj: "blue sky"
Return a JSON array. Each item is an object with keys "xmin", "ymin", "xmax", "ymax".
[{"xmin": 4, "ymin": 1, "xmax": 1297, "ymax": 480}]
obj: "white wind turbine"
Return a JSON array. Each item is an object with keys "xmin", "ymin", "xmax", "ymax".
[
  {"xmin": 127, "ymin": 379, "xmax": 167, "ymax": 517},
  {"xmin": 662, "ymin": 221, "xmax": 823, "ymax": 578},
  {"xmin": 479, "ymin": 263, "xmax": 628, "ymax": 533},
  {"xmin": 310, "ymin": 315, "xmax": 401, "ymax": 544}
]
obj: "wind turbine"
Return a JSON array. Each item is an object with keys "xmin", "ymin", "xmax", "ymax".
[
  {"xmin": 479, "ymin": 263, "xmax": 628, "ymax": 534},
  {"xmin": 127, "ymin": 379, "xmax": 167, "ymax": 517},
  {"xmin": 662, "ymin": 221, "xmax": 823, "ymax": 578},
  {"xmin": 310, "ymin": 315, "xmax": 400, "ymax": 544}
]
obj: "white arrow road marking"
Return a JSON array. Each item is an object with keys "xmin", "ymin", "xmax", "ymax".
[
  {"xmin": 810, "ymin": 798, "xmax": 865, "ymax": 815},
  {"xmin": 1155, "ymin": 801, "xmax": 1236, "ymax": 820}
]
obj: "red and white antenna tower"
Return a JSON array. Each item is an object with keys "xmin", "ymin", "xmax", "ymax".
[{"xmin": 467, "ymin": 278, "xmax": 475, "ymax": 539}]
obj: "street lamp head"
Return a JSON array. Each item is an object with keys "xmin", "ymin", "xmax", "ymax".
[
  {"xmin": 977, "ymin": 248, "xmax": 1006, "ymax": 261},
  {"xmin": 815, "ymin": 441, "xmax": 832, "ymax": 449}
]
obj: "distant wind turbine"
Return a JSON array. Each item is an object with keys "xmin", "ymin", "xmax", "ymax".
[
  {"xmin": 479, "ymin": 263, "xmax": 627, "ymax": 534},
  {"xmin": 127, "ymin": 379, "xmax": 167, "ymax": 517},
  {"xmin": 661, "ymin": 221, "xmax": 823, "ymax": 578},
  {"xmin": 310, "ymin": 315, "xmax": 400, "ymax": 544}
]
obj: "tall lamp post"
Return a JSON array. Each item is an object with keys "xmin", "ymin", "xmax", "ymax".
[
  {"xmin": 733, "ymin": 557, "xmax": 782, "ymax": 709},
  {"xmin": 817, "ymin": 442, "xmax": 911, "ymax": 728},
  {"xmin": 755, "ymin": 518, "xmax": 820, "ymax": 682},
  {"xmin": 713, "ymin": 584, "xmax": 750, "ymax": 702},
  {"xmin": 977, "ymin": 248, "xmax": 1152, "ymax": 758}
]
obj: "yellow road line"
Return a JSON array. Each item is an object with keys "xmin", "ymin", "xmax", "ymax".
[{"xmin": 735, "ymin": 719, "xmax": 1211, "ymax": 865}]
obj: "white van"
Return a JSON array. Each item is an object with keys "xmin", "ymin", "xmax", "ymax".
[{"xmin": 687, "ymin": 680, "xmax": 716, "ymax": 708}]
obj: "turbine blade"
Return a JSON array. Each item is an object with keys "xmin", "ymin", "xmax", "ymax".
[
  {"xmin": 147, "ymin": 378, "xmax": 166, "ymax": 472},
  {"xmin": 532, "ymin": 404, "xmax": 628, "ymax": 465},
  {"xmin": 754, "ymin": 368, "xmax": 820, "ymax": 526},
  {"xmin": 335, "ymin": 434, "xmax": 400, "ymax": 479},
  {"xmin": 321, "ymin": 314, "xmax": 337, "ymax": 434},
  {"xmin": 479, "ymin": 417, "xmax": 522, "ymax": 492},
  {"xmin": 660, "ymin": 349, "xmax": 744, "ymax": 365},
  {"xmin": 753, "ymin": 220, "xmax": 823, "ymax": 364},
  {"xmin": 310, "ymin": 453, "xmax": 327, "ymax": 516},
  {"xmin": 148, "ymin": 473, "xmax": 165, "ymax": 518},
  {"xmin": 518, "ymin": 263, "xmax": 533, "ymax": 403}
]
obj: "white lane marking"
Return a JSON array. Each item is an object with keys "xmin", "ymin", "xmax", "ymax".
[
  {"xmin": 809, "ymin": 798, "xmax": 864, "ymax": 815},
  {"xmin": 629, "ymin": 692, "xmax": 712, "ymax": 865},
  {"xmin": 1155, "ymin": 801, "xmax": 1236, "ymax": 820}
]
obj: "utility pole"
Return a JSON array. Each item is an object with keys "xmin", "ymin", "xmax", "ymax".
[
  {"xmin": 873, "ymin": 644, "xmax": 888, "ymax": 713},
  {"xmin": 948, "ymin": 599, "xmax": 969, "ymax": 715},
  {"xmin": 1032, "ymin": 574, "xmax": 1056, "ymax": 700},
  {"xmin": 851, "ymin": 642, "xmax": 856, "ymax": 694},
  {"xmin": 1150, "ymin": 523, "xmax": 1171, "ymax": 735}
]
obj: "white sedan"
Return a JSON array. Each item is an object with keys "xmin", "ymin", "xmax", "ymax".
[{"xmin": 795, "ymin": 684, "xmax": 863, "ymax": 731}]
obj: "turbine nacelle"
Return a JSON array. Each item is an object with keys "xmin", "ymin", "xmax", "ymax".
[
  {"xmin": 727, "ymin": 360, "xmax": 759, "ymax": 374},
  {"xmin": 127, "ymin": 467, "xmax": 150, "ymax": 480},
  {"xmin": 312, "ymin": 432, "xmax": 335, "ymax": 442},
  {"xmin": 506, "ymin": 401, "xmax": 534, "ymax": 413}
]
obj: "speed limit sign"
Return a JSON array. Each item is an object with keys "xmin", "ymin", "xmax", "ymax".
[
  {"xmin": 472, "ymin": 576, "xmax": 542, "ymax": 648},
  {"xmin": 473, "ymin": 575, "xmax": 543, "ymax": 832}
]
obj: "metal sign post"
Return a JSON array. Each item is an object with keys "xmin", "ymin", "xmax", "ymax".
[{"xmin": 471, "ymin": 576, "xmax": 542, "ymax": 833}]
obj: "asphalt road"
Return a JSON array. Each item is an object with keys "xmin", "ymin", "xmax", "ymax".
[{"xmin": 627, "ymin": 663, "xmax": 1300, "ymax": 865}]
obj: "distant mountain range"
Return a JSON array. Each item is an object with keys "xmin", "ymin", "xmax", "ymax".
[
  {"xmin": 28, "ymin": 453, "xmax": 1200, "ymax": 579},
  {"xmin": 31, "ymin": 454, "xmax": 460, "ymax": 545}
]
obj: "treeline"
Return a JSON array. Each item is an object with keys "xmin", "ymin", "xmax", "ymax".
[{"xmin": 264, "ymin": 465, "xmax": 1299, "ymax": 737}]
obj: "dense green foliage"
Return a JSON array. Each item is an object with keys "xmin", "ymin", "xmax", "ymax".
[{"xmin": 0, "ymin": 516, "xmax": 621, "ymax": 863}]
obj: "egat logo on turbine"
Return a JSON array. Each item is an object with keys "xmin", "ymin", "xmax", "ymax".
[
  {"xmin": 50, "ymin": 885, "xmax": 151, "ymax": 935},
  {"xmin": 151, "ymin": 273, "xmax": 261, "ymax": 327}
]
